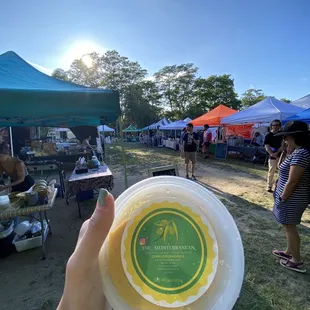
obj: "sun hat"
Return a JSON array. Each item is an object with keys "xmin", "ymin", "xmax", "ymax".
[{"xmin": 274, "ymin": 121, "xmax": 310, "ymax": 136}]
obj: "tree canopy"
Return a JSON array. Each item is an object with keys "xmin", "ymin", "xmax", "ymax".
[{"xmin": 51, "ymin": 50, "xmax": 290, "ymax": 128}]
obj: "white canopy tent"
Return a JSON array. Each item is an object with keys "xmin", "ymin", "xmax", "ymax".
[
  {"xmin": 98, "ymin": 125, "xmax": 115, "ymax": 132},
  {"xmin": 221, "ymin": 97, "xmax": 304, "ymax": 125},
  {"xmin": 144, "ymin": 118, "xmax": 171, "ymax": 130},
  {"xmin": 159, "ymin": 117, "xmax": 192, "ymax": 130},
  {"xmin": 291, "ymin": 94, "xmax": 310, "ymax": 109}
]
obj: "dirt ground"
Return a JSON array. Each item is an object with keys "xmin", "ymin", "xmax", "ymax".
[{"xmin": 0, "ymin": 143, "xmax": 310, "ymax": 310}]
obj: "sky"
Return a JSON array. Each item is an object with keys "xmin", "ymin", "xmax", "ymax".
[{"xmin": 1, "ymin": 0, "xmax": 310, "ymax": 100}]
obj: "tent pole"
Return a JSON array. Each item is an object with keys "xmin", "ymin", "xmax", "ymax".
[
  {"xmin": 103, "ymin": 125, "xmax": 107, "ymax": 163},
  {"xmin": 9, "ymin": 127, "xmax": 14, "ymax": 156},
  {"xmin": 119, "ymin": 118, "xmax": 128, "ymax": 189}
]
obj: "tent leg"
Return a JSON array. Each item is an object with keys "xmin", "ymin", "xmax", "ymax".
[
  {"xmin": 119, "ymin": 118, "xmax": 128, "ymax": 190},
  {"xmin": 9, "ymin": 127, "xmax": 14, "ymax": 156}
]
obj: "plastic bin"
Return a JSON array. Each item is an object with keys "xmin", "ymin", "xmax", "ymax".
[{"xmin": 13, "ymin": 220, "xmax": 49, "ymax": 252}]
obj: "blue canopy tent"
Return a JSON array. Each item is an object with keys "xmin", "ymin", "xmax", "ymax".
[
  {"xmin": 284, "ymin": 108, "xmax": 310, "ymax": 124},
  {"xmin": 0, "ymin": 51, "xmax": 120, "ymax": 127},
  {"xmin": 291, "ymin": 94, "xmax": 310, "ymax": 110},
  {"xmin": 0, "ymin": 51, "xmax": 130, "ymax": 187},
  {"xmin": 221, "ymin": 97, "xmax": 304, "ymax": 125}
]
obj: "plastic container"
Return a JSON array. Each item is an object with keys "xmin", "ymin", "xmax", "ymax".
[
  {"xmin": 99, "ymin": 176, "xmax": 244, "ymax": 310},
  {"xmin": 13, "ymin": 220, "xmax": 48, "ymax": 252},
  {"xmin": 92, "ymin": 155, "xmax": 100, "ymax": 168}
]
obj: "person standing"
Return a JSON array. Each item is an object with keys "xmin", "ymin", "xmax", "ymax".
[
  {"xmin": 272, "ymin": 121, "xmax": 310, "ymax": 273},
  {"xmin": 202, "ymin": 124, "xmax": 212, "ymax": 158},
  {"xmin": 264, "ymin": 120, "xmax": 284, "ymax": 192},
  {"xmin": 183, "ymin": 123, "xmax": 199, "ymax": 180}
]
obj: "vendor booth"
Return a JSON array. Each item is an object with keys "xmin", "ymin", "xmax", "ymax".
[
  {"xmin": 143, "ymin": 118, "xmax": 171, "ymax": 130},
  {"xmin": 221, "ymin": 97, "xmax": 304, "ymax": 125},
  {"xmin": 0, "ymin": 51, "xmax": 121, "ymax": 259},
  {"xmin": 191, "ymin": 105, "xmax": 239, "ymax": 155},
  {"xmin": 221, "ymin": 97, "xmax": 305, "ymax": 162},
  {"xmin": 191, "ymin": 105, "xmax": 237, "ymax": 126},
  {"xmin": 159, "ymin": 117, "xmax": 192, "ymax": 150},
  {"xmin": 123, "ymin": 124, "xmax": 142, "ymax": 142}
]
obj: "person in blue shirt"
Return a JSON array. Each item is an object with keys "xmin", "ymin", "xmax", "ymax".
[{"xmin": 183, "ymin": 123, "xmax": 199, "ymax": 180}]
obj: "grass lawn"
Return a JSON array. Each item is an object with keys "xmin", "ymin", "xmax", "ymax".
[{"xmin": 107, "ymin": 142, "xmax": 310, "ymax": 310}]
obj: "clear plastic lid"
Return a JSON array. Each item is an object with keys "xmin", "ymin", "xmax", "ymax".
[{"xmin": 99, "ymin": 176, "xmax": 244, "ymax": 310}]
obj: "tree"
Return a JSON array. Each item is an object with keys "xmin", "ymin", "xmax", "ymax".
[
  {"xmin": 52, "ymin": 50, "xmax": 148, "ymax": 92},
  {"xmin": 51, "ymin": 68, "xmax": 69, "ymax": 81},
  {"xmin": 187, "ymin": 74, "xmax": 241, "ymax": 118},
  {"xmin": 241, "ymin": 89, "xmax": 266, "ymax": 108},
  {"xmin": 154, "ymin": 64, "xmax": 198, "ymax": 116},
  {"xmin": 101, "ymin": 50, "xmax": 147, "ymax": 93},
  {"xmin": 122, "ymin": 82, "xmax": 162, "ymax": 128},
  {"xmin": 67, "ymin": 52, "xmax": 103, "ymax": 87},
  {"xmin": 280, "ymin": 98, "xmax": 291, "ymax": 103}
]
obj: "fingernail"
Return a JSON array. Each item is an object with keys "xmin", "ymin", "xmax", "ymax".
[{"xmin": 97, "ymin": 188, "xmax": 109, "ymax": 207}]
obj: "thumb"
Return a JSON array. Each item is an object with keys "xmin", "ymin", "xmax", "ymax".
[{"xmin": 76, "ymin": 189, "xmax": 115, "ymax": 261}]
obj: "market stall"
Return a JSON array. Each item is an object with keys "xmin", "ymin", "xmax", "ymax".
[
  {"xmin": 192, "ymin": 105, "xmax": 237, "ymax": 127},
  {"xmin": 159, "ymin": 117, "xmax": 192, "ymax": 150},
  {"xmin": 123, "ymin": 124, "xmax": 142, "ymax": 142},
  {"xmin": 221, "ymin": 97, "xmax": 305, "ymax": 161},
  {"xmin": 221, "ymin": 97, "xmax": 304, "ymax": 125},
  {"xmin": 143, "ymin": 118, "xmax": 171, "ymax": 130},
  {"xmin": 0, "ymin": 51, "xmax": 121, "ymax": 258}
]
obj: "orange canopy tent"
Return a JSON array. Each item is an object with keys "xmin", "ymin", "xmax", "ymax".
[{"xmin": 191, "ymin": 104, "xmax": 237, "ymax": 126}]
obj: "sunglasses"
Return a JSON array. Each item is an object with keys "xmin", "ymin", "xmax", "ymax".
[{"xmin": 271, "ymin": 124, "xmax": 280, "ymax": 127}]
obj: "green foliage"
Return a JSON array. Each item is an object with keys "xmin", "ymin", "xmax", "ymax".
[
  {"xmin": 154, "ymin": 64, "xmax": 198, "ymax": 113},
  {"xmin": 51, "ymin": 68, "xmax": 69, "ymax": 81},
  {"xmin": 122, "ymin": 82, "xmax": 162, "ymax": 128},
  {"xmin": 188, "ymin": 75, "xmax": 241, "ymax": 118},
  {"xmin": 241, "ymin": 89, "xmax": 266, "ymax": 108},
  {"xmin": 51, "ymin": 50, "xmax": 290, "ymax": 126},
  {"xmin": 280, "ymin": 98, "xmax": 291, "ymax": 103}
]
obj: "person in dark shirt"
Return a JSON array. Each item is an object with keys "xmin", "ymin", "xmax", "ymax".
[
  {"xmin": 183, "ymin": 123, "xmax": 199, "ymax": 180},
  {"xmin": 264, "ymin": 119, "xmax": 284, "ymax": 192}
]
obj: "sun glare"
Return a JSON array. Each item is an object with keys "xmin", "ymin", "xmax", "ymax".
[
  {"xmin": 62, "ymin": 40, "xmax": 106, "ymax": 68},
  {"xmin": 82, "ymin": 55, "xmax": 93, "ymax": 68}
]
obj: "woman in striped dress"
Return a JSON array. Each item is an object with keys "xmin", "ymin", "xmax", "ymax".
[{"xmin": 272, "ymin": 121, "xmax": 310, "ymax": 273}]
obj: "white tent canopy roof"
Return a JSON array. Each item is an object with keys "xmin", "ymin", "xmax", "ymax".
[
  {"xmin": 291, "ymin": 94, "xmax": 310, "ymax": 109},
  {"xmin": 159, "ymin": 117, "xmax": 192, "ymax": 130},
  {"xmin": 221, "ymin": 97, "xmax": 305, "ymax": 125},
  {"xmin": 144, "ymin": 118, "xmax": 171, "ymax": 130},
  {"xmin": 98, "ymin": 125, "xmax": 115, "ymax": 132}
]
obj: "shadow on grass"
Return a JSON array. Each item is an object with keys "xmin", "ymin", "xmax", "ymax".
[{"xmin": 196, "ymin": 179, "xmax": 310, "ymax": 310}]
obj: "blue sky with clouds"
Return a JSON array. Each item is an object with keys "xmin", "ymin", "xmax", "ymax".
[{"xmin": 1, "ymin": 0, "xmax": 309, "ymax": 100}]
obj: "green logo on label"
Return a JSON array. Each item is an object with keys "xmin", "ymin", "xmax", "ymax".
[
  {"xmin": 131, "ymin": 208, "xmax": 207, "ymax": 295},
  {"xmin": 154, "ymin": 219, "xmax": 179, "ymax": 243}
]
